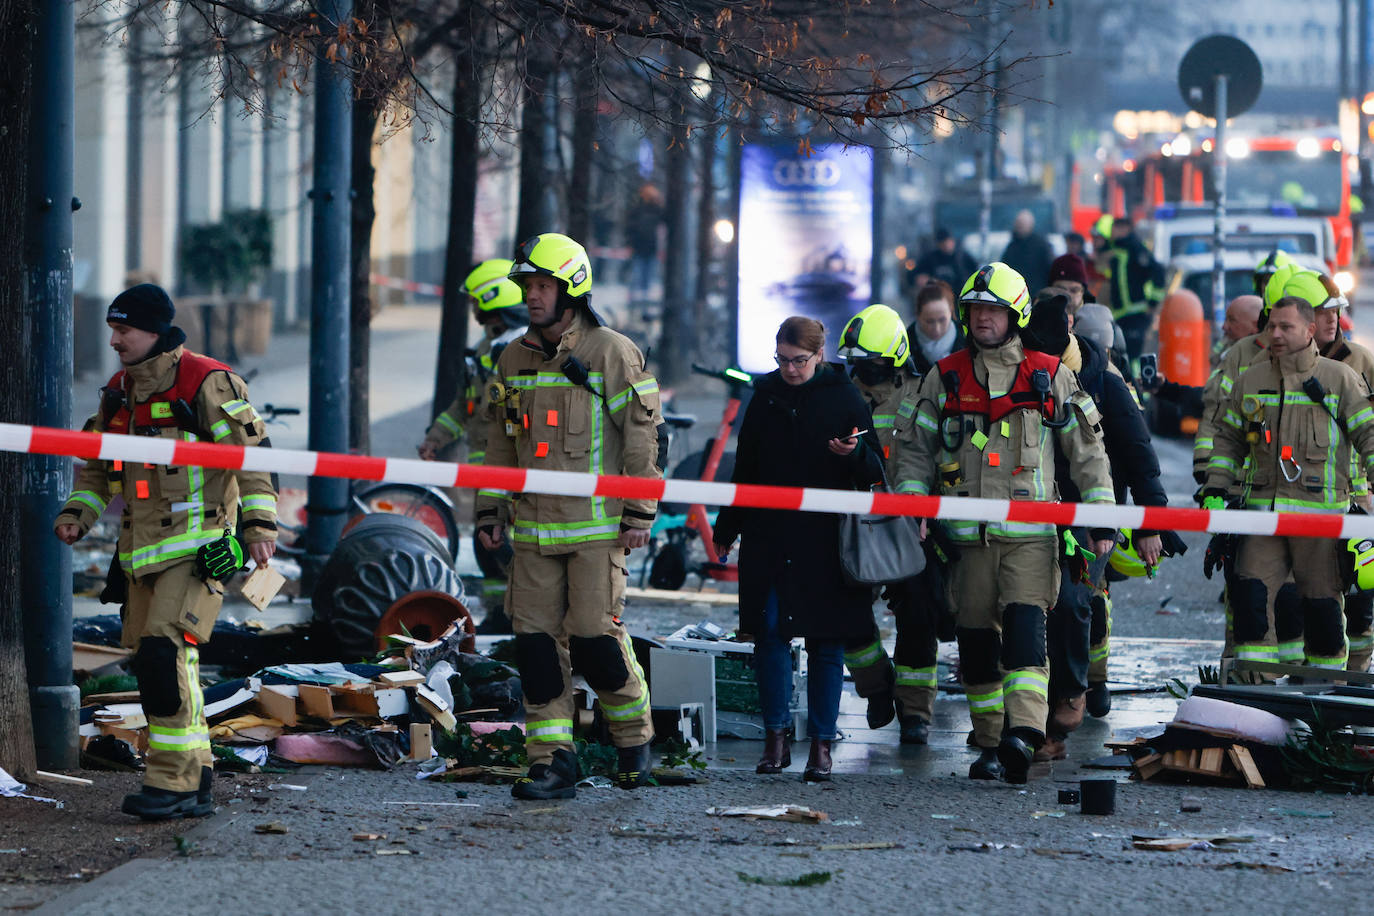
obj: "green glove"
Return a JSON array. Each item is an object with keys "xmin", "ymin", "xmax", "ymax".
[
  {"xmin": 195, "ymin": 532, "xmax": 245, "ymax": 581},
  {"xmin": 1202, "ymin": 495, "xmax": 1225, "ymax": 511}
]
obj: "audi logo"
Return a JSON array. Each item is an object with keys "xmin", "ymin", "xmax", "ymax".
[{"xmin": 771, "ymin": 160, "xmax": 842, "ymax": 187}]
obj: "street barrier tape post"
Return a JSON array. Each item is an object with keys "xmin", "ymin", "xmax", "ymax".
[{"xmin": 6, "ymin": 422, "xmax": 1372, "ymax": 540}]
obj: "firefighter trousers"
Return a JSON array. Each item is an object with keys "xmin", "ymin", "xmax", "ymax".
[
  {"xmin": 844, "ymin": 571, "xmax": 940, "ymax": 724},
  {"xmin": 123, "ymin": 561, "xmax": 222, "ymax": 793},
  {"xmin": 506, "ymin": 543, "xmax": 653, "ymax": 765},
  {"xmin": 950, "ymin": 537, "xmax": 1059, "ymax": 749},
  {"xmin": 1233, "ymin": 535, "xmax": 1347, "ymax": 673}
]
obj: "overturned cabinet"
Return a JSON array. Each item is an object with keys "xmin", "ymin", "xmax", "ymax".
[{"xmin": 650, "ymin": 628, "xmax": 807, "ymax": 742}]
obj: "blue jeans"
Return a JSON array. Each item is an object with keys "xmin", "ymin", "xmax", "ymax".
[{"xmin": 756, "ymin": 590, "xmax": 845, "ymax": 740}]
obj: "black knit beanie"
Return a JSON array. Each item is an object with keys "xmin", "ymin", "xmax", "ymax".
[{"xmin": 106, "ymin": 284, "xmax": 175, "ymax": 335}]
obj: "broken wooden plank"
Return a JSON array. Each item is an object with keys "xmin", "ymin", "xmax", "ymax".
[
  {"xmin": 1132, "ymin": 752, "xmax": 1164, "ymax": 780},
  {"xmin": 1227, "ymin": 746, "xmax": 1265, "ymax": 788},
  {"xmin": 1198, "ymin": 747, "xmax": 1225, "ymax": 775}
]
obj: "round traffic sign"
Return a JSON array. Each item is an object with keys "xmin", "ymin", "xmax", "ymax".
[{"xmin": 1177, "ymin": 35, "xmax": 1263, "ymax": 119}]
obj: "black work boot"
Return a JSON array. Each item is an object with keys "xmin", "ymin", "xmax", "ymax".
[
  {"xmin": 969, "ymin": 747, "xmax": 1003, "ymax": 780},
  {"xmin": 615, "ymin": 742, "xmax": 654, "ymax": 790},
  {"xmin": 121, "ymin": 782, "xmax": 215, "ymax": 821},
  {"xmin": 898, "ymin": 717, "xmax": 930, "ymax": 745},
  {"xmin": 997, "ymin": 729, "xmax": 1040, "ymax": 785},
  {"xmin": 197, "ymin": 766, "xmax": 213, "ymax": 808},
  {"xmin": 512, "ymin": 748, "xmax": 580, "ymax": 800},
  {"xmin": 866, "ymin": 690, "xmax": 896, "ymax": 730},
  {"xmin": 1086, "ymin": 681, "xmax": 1112, "ymax": 718}
]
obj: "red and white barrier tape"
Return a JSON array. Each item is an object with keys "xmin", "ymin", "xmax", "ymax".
[
  {"xmin": 368, "ymin": 272, "xmax": 444, "ymax": 297},
  {"xmin": 7, "ymin": 422, "xmax": 1372, "ymax": 540}
]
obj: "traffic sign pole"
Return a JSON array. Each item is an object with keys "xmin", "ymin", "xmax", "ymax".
[{"xmin": 1212, "ymin": 74, "xmax": 1227, "ymax": 324}]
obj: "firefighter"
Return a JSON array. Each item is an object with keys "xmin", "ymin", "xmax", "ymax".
[
  {"xmin": 1099, "ymin": 217, "xmax": 1164, "ymax": 363},
  {"xmin": 836, "ymin": 304, "xmax": 945, "ymax": 744},
  {"xmin": 1202, "ymin": 295, "xmax": 1374, "ymax": 677},
  {"xmin": 475, "ymin": 233, "xmax": 662, "ymax": 799},
  {"xmin": 1020, "ymin": 289, "xmax": 1177, "ymax": 756},
  {"xmin": 54, "ymin": 284, "xmax": 277, "ymax": 820},
  {"xmin": 1194, "ymin": 258, "xmax": 1302, "ymax": 486},
  {"xmin": 419, "ymin": 259, "xmax": 530, "ymax": 629},
  {"xmin": 891, "ymin": 263, "xmax": 1115, "ymax": 783},
  {"xmin": 1297, "ymin": 270, "xmax": 1374, "ymax": 672}
]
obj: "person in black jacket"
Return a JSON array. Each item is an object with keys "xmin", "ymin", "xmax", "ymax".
[
  {"xmin": 1022, "ymin": 290, "xmax": 1181, "ymax": 759},
  {"xmin": 906, "ymin": 280, "xmax": 966, "ymax": 379},
  {"xmin": 713, "ymin": 316, "xmax": 884, "ymax": 782}
]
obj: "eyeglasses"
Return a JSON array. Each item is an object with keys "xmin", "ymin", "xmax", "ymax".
[{"xmin": 774, "ymin": 352, "xmax": 816, "ymax": 368}]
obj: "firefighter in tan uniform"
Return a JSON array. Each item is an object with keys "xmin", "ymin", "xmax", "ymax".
[
  {"xmin": 54, "ymin": 285, "xmax": 277, "ymax": 820},
  {"xmin": 1202, "ymin": 294, "xmax": 1374, "ymax": 677},
  {"xmin": 475, "ymin": 234, "xmax": 662, "ymax": 799},
  {"xmin": 1307, "ymin": 271, "xmax": 1374, "ymax": 673},
  {"xmin": 419, "ymin": 259, "xmax": 529, "ymax": 628},
  {"xmin": 834, "ymin": 304, "xmax": 942, "ymax": 744},
  {"xmin": 890, "ymin": 263, "xmax": 1115, "ymax": 783}
]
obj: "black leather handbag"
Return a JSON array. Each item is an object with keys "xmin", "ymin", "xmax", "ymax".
[{"xmin": 838, "ymin": 465, "xmax": 926, "ymax": 586}]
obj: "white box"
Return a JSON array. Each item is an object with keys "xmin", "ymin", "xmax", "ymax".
[{"xmin": 650, "ymin": 638, "xmax": 806, "ymax": 741}]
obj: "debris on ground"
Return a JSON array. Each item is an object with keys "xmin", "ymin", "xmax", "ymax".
[
  {"xmin": 737, "ymin": 870, "xmax": 832, "ymax": 886},
  {"xmin": 1103, "ymin": 695, "xmax": 1292, "ymax": 788},
  {"xmin": 1131, "ymin": 833, "xmax": 1254, "ymax": 851},
  {"xmin": 0, "ymin": 768, "xmax": 64, "ymax": 808},
  {"xmin": 707, "ymin": 805, "xmax": 828, "ymax": 823},
  {"xmin": 253, "ymin": 822, "xmax": 289, "ymax": 835}
]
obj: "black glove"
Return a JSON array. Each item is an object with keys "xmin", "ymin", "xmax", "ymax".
[
  {"xmin": 1159, "ymin": 529, "xmax": 1189, "ymax": 557},
  {"xmin": 1202, "ymin": 532, "xmax": 1235, "ymax": 580}
]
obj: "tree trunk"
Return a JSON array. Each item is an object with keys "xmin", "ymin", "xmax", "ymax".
[
  {"xmin": 433, "ymin": 17, "xmax": 482, "ymax": 419},
  {"xmin": 515, "ymin": 43, "xmax": 551, "ymax": 244},
  {"xmin": 348, "ymin": 92, "xmax": 379, "ymax": 454},
  {"xmin": 0, "ymin": 0, "xmax": 39, "ymax": 779},
  {"xmin": 657, "ymin": 121, "xmax": 692, "ymax": 384},
  {"xmin": 566, "ymin": 61, "xmax": 597, "ymax": 243}
]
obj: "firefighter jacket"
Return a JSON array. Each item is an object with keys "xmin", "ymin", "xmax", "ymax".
[
  {"xmin": 1204, "ymin": 340, "xmax": 1374, "ymax": 513},
  {"xmin": 890, "ymin": 334, "xmax": 1115, "ymax": 544},
  {"xmin": 1103, "ymin": 233, "xmax": 1163, "ymax": 320},
  {"xmin": 424, "ymin": 334, "xmax": 497, "ymax": 464},
  {"xmin": 54, "ymin": 346, "xmax": 277, "ymax": 579},
  {"xmin": 1322, "ymin": 336, "xmax": 1374, "ymax": 504},
  {"xmin": 1194, "ymin": 332, "xmax": 1266, "ymax": 481},
  {"xmin": 475, "ymin": 310, "xmax": 662, "ymax": 554},
  {"xmin": 852, "ymin": 371, "xmax": 913, "ymax": 463}
]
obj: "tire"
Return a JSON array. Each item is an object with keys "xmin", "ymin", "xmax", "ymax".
[
  {"xmin": 660, "ymin": 448, "xmax": 736, "ymax": 515},
  {"xmin": 346, "ymin": 482, "xmax": 461, "ymax": 563}
]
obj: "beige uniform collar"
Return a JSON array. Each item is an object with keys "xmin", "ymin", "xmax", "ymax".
[
  {"xmin": 123, "ymin": 346, "xmax": 184, "ymax": 401},
  {"xmin": 1272, "ymin": 339, "xmax": 1319, "ymax": 383},
  {"xmin": 975, "ymin": 335, "xmax": 1026, "ymax": 398},
  {"xmin": 523, "ymin": 310, "xmax": 587, "ymax": 361}
]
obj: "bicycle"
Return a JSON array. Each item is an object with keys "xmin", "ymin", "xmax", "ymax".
[{"xmin": 645, "ymin": 363, "xmax": 754, "ymax": 590}]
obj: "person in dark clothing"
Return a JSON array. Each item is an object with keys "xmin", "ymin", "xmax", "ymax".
[
  {"xmin": 713, "ymin": 316, "xmax": 884, "ymax": 782},
  {"xmin": 909, "ymin": 227, "xmax": 978, "ymax": 291},
  {"xmin": 1000, "ymin": 210, "xmax": 1055, "ymax": 291},
  {"xmin": 1102, "ymin": 217, "xmax": 1166, "ymax": 362},
  {"xmin": 906, "ymin": 280, "xmax": 966, "ymax": 379},
  {"xmin": 1021, "ymin": 290, "xmax": 1181, "ymax": 759},
  {"xmin": 625, "ymin": 184, "xmax": 665, "ymax": 302}
]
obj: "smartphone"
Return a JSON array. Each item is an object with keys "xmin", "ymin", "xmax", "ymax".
[
  {"xmin": 1138, "ymin": 353, "xmax": 1159, "ymax": 390},
  {"xmin": 832, "ymin": 428, "xmax": 869, "ymax": 440}
]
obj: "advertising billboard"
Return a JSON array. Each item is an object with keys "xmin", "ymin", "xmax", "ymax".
[{"xmin": 736, "ymin": 142, "xmax": 874, "ymax": 373}]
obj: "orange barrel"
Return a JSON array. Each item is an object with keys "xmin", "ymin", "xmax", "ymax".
[{"xmin": 1158, "ymin": 289, "xmax": 1210, "ymax": 389}]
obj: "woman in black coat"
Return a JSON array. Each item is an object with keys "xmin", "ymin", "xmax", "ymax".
[{"xmin": 713, "ymin": 317, "xmax": 884, "ymax": 781}]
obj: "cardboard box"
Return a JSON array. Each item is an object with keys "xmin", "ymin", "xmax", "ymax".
[
  {"xmin": 413, "ymin": 685, "xmax": 456, "ymax": 732},
  {"xmin": 409, "ymin": 723, "xmax": 433, "ymax": 760},
  {"xmin": 256, "ymin": 684, "xmax": 299, "ymax": 727},
  {"xmin": 299, "ymin": 683, "xmax": 409, "ymax": 721}
]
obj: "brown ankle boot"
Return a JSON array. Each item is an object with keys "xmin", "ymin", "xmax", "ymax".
[
  {"xmin": 756, "ymin": 728, "xmax": 791, "ymax": 774},
  {"xmin": 802, "ymin": 738, "xmax": 832, "ymax": 781}
]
